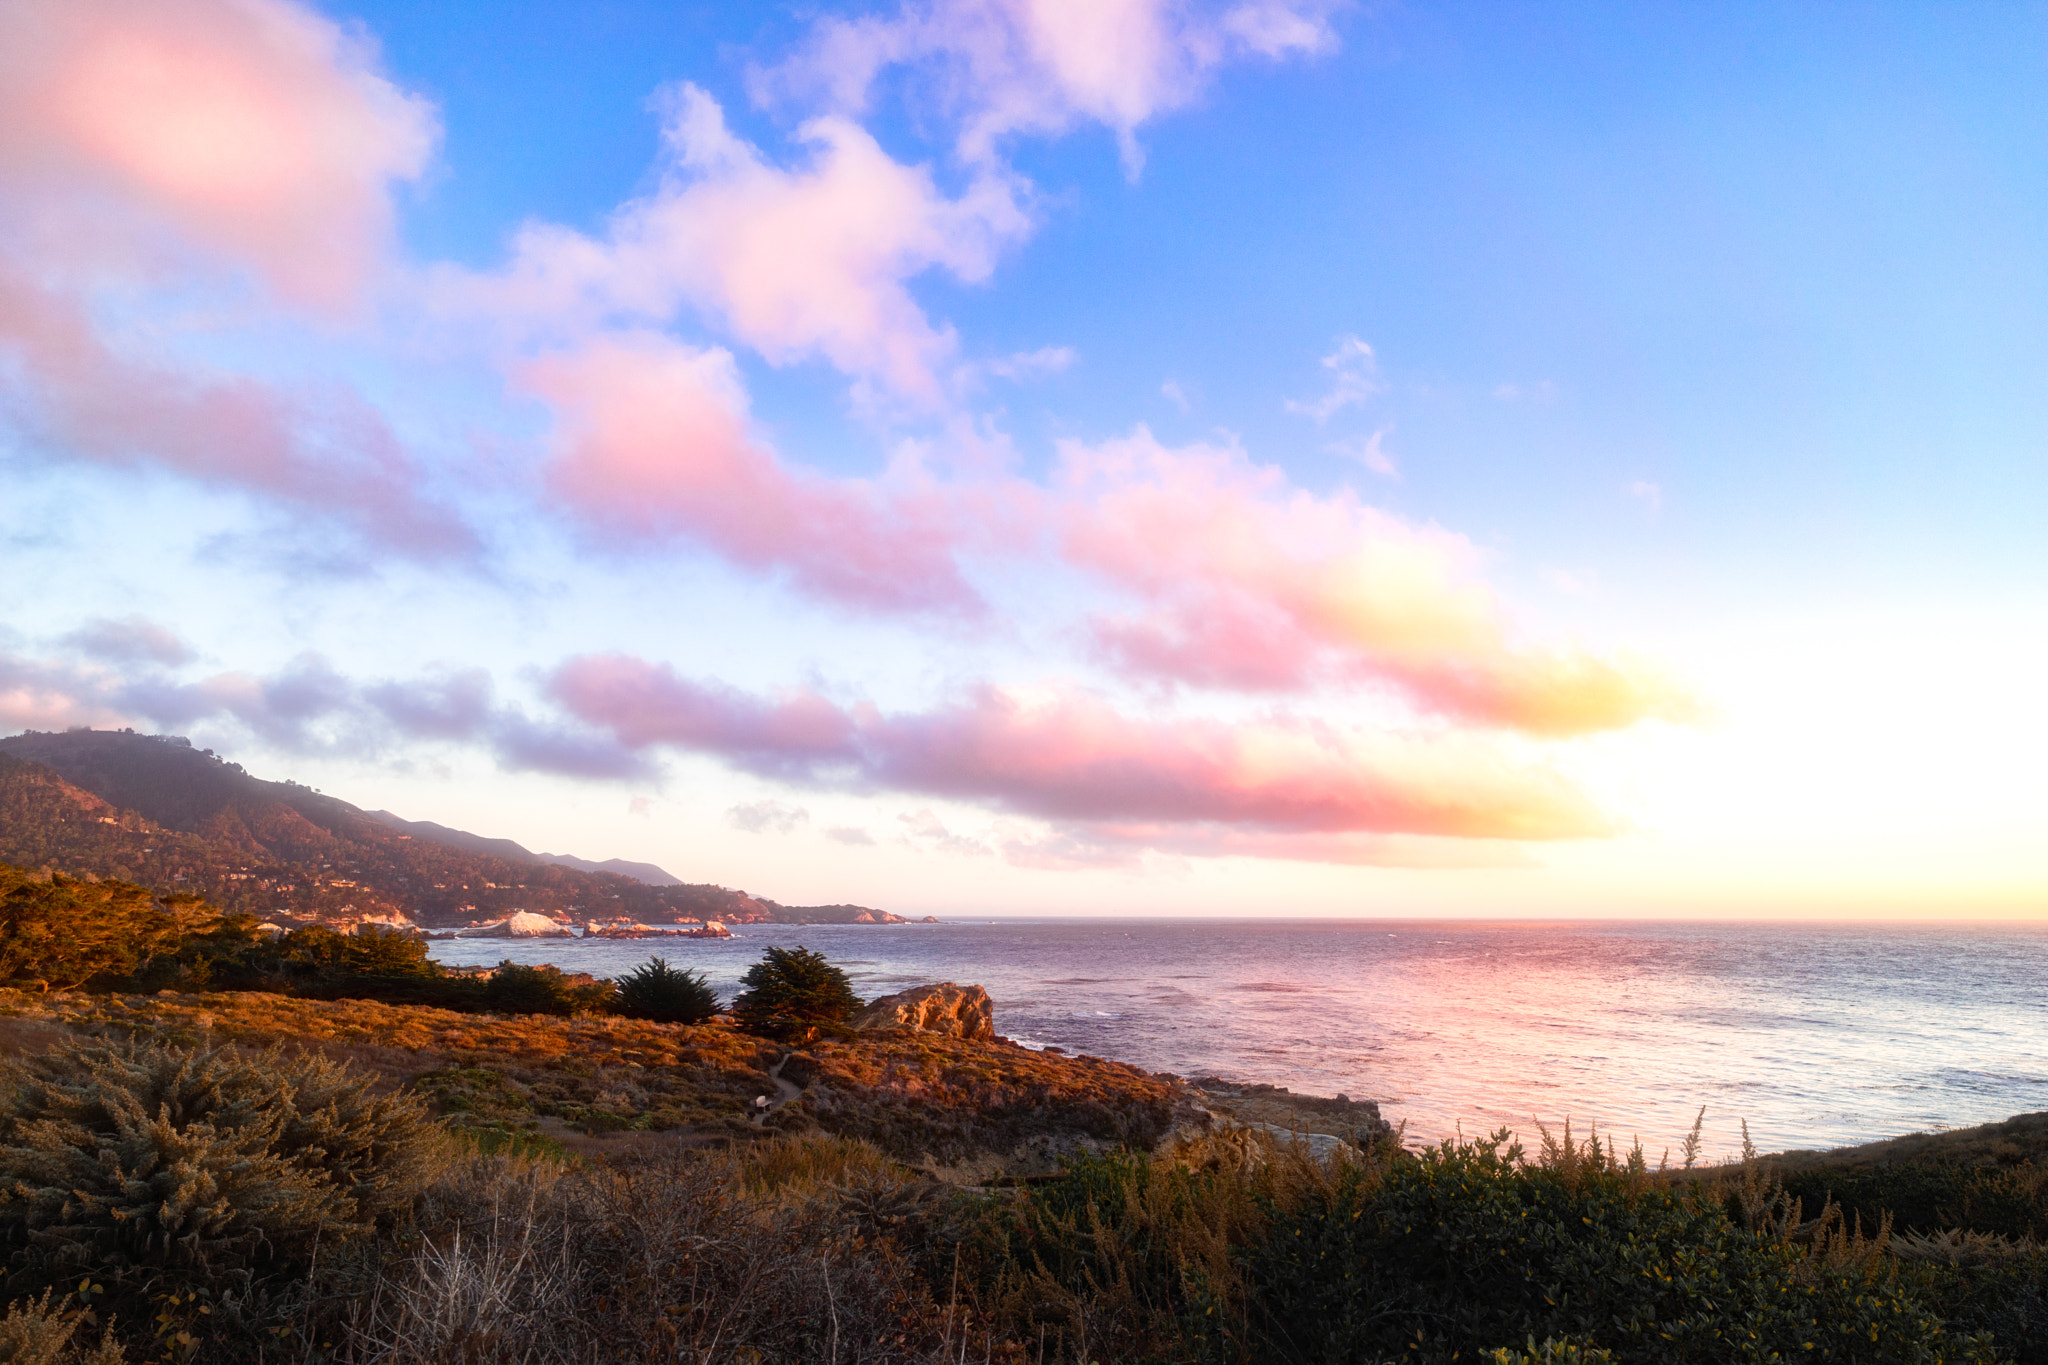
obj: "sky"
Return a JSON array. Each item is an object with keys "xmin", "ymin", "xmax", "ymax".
[{"xmin": 1, "ymin": 0, "xmax": 2043, "ymax": 918}]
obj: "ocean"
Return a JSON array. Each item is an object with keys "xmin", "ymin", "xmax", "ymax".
[{"xmin": 428, "ymin": 918, "xmax": 2048, "ymax": 1161}]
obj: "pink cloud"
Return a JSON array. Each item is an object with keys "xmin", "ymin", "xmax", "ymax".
[
  {"xmin": 0, "ymin": 269, "xmax": 471, "ymax": 552},
  {"xmin": 758, "ymin": 0, "xmax": 1338, "ymax": 171},
  {"xmin": 997, "ymin": 822, "xmax": 1537, "ymax": 870},
  {"xmin": 452, "ymin": 85, "xmax": 1029, "ymax": 405},
  {"xmin": 0, "ymin": 0, "xmax": 434, "ymax": 312},
  {"xmin": 548, "ymin": 653, "xmax": 856, "ymax": 774},
  {"xmin": 527, "ymin": 380, "xmax": 1687, "ymax": 732},
  {"xmin": 547, "ymin": 653, "xmax": 1612, "ymax": 842},
  {"xmin": 1055, "ymin": 427, "xmax": 1695, "ymax": 734},
  {"xmin": 524, "ymin": 333, "xmax": 992, "ymax": 612},
  {"xmin": 0, "ymin": 0, "xmax": 460, "ymax": 549}
]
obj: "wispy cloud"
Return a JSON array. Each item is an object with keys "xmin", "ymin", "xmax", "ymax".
[
  {"xmin": 1285, "ymin": 335, "xmax": 1381, "ymax": 423},
  {"xmin": 981, "ymin": 345, "xmax": 1076, "ymax": 381},
  {"xmin": 899, "ymin": 808, "xmax": 993, "ymax": 856},
  {"xmin": 753, "ymin": 0, "xmax": 1339, "ymax": 175},
  {"xmin": 1328, "ymin": 429, "xmax": 1399, "ymax": 479},
  {"xmin": 62, "ymin": 616, "xmax": 194, "ymax": 668},
  {"xmin": 727, "ymin": 799, "xmax": 810, "ymax": 834}
]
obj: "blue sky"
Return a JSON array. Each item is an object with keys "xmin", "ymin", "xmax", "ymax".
[{"xmin": 2, "ymin": 0, "xmax": 2043, "ymax": 915}]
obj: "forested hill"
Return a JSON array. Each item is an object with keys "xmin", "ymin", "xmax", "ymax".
[{"xmin": 0, "ymin": 730, "xmax": 905, "ymax": 927}]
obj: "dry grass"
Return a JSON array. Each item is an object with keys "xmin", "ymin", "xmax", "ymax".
[
  {"xmin": 783, "ymin": 1032, "xmax": 1189, "ymax": 1166},
  {"xmin": 0, "ymin": 989, "xmax": 1192, "ymax": 1173},
  {"xmin": 959, "ymin": 1125, "xmax": 1390, "ymax": 1363},
  {"xmin": 318, "ymin": 1140, "xmax": 985, "ymax": 1365},
  {"xmin": 1769, "ymin": 1110, "xmax": 2048, "ymax": 1174}
]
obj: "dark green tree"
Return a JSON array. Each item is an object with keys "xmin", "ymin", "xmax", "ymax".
[
  {"xmin": 274, "ymin": 924, "xmax": 438, "ymax": 982},
  {"xmin": 613, "ymin": 956, "xmax": 720, "ymax": 1023},
  {"xmin": 482, "ymin": 960, "xmax": 610, "ymax": 1016},
  {"xmin": 730, "ymin": 945, "xmax": 861, "ymax": 1037}
]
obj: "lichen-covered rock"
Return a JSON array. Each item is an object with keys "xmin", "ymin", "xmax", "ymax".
[{"xmin": 851, "ymin": 983, "xmax": 994, "ymax": 1041}]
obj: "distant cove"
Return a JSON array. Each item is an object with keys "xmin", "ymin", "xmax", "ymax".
[{"xmin": 432, "ymin": 916, "xmax": 2048, "ymax": 1159}]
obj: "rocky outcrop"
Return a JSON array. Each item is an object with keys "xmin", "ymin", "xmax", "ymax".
[
  {"xmin": 852, "ymin": 983, "xmax": 994, "ymax": 1041},
  {"xmin": 1185, "ymin": 1077, "xmax": 1392, "ymax": 1147},
  {"xmin": 583, "ymin": 920, "xmax": 732, "ymax": 939}
]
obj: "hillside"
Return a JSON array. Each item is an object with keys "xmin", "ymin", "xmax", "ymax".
[{"xmin": 0, "ymin": 729, "xmax": 907, "ymax": 927}]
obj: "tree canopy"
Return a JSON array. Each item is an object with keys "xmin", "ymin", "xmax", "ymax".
[
  {"xmin": 730, "ymin": 945, "xmax": 861, "ymax": 1036},
  {"xmin": 614, "ymin": 956, "xmax": 721, "ymax": 1024},
  {"xmin": 0, "ymin": 864, "xmax": 215, "ymax": 991}
]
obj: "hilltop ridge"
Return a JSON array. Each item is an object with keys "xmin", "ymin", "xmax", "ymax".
[{"xmin": 0, "ymin": 729, "xmax": 910, "ymax": 928}]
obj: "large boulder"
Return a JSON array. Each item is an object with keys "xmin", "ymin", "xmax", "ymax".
[
  {"xmin": 852, "ymin": 983, "xmax": 994, "ymax": 1041},
  {"xmin": 456, "ymin": 911, "xmax": 573, "ymax": 939}
]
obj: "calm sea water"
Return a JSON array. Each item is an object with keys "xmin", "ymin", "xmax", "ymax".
[{"xmin": 429, "ymin": 919, "xmax": 2048, "ymax": 1161}]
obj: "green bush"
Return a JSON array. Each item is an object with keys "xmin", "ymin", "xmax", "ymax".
[
  {"xmin": 0, "ymin": 1037, "xmax": 442, "ymax": 1305},
  {"xmin": 967, "ymin": 1131, "xmax": 2004, "ymax": 1365},
  {"xmin": 613, "ymin": 956, "xmax": 720, "ymax": 1024},
  {"xmin": 731, "ymin": 945, "xmax": 861, "ymax": 1038},
  {"xmin": 1905, "ymin": 1249, "xmax": 2048, "ymax": 1365},
  {"xmin": 482, "ymin": 960, "xmax": 610, "ymax": 1016},
  {"xmin": 1249, "ymin": 1130, "xmax": 1993, "ymax": 1364},
  {"xmin": 1780, "ymin": 1162, "xmax": 2048, "ymax": 1241}
]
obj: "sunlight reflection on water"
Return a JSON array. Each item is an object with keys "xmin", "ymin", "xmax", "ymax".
[{"xmin": 430, "ymin": 918, "xmax": 2048, "ymax": 1160}]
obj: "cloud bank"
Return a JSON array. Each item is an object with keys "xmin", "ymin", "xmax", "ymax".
[{"xmin": 0, "ymin": 0, "xmax": 1697, "ymax": 873}]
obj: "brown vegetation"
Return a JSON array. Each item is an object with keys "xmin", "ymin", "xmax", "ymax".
[
  {"xmin": 0, "ymin": 985, "xmax": 2038, "ymax": 1362},
  {"xmin": 0, "ymin": 986, "xmax": 1186, "ymax": 1168}
]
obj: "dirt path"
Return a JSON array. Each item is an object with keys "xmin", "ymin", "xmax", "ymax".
[{"xmin": 750, "ymin": 1052, "xmax": 802, "ymax": 1125}]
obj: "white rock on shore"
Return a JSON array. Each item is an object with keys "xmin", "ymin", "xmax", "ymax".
[{"xmin": 455, "ymin": 911, "xmax": 574, "ymax": 939}]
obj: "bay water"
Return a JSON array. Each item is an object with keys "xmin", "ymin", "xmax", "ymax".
[{"xmin": 429, "ymin": 918, "xmax": 2048, "ymax": 1161}]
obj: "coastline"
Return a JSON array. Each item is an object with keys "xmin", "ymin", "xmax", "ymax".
[{"xmin": 425, "ymin": 917, "xmax": 2048, "ymax": 1160}]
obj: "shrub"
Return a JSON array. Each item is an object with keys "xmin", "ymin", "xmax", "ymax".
[
  {"xmin": 1249, "ymin": 1127, "xmax": 1995, "ymax": 1364},
  {"xmin": 1905, "ymin": 1249, "xmax": 2048, "ymax": 1365},
  {"xmin": 0, "ymin": 1036, "xmax": 442, "ymax": 1306},
  {"xmin": 612, "ymin": 956, "xmax": 720, "ymax": 1024},
  {"xmin": 731, "ymin": 945, "xmax": 861, "ymax": 1038},
  {"xmin": 963, "ymin": 1128, "xmax": 2005, "ymax": 1365},
  {"xmin": 961, "ymin": 1129, "xmax": 1364, "ymax": 1363},
  {"xmin": 482, "ymin": 961, "xmax": 611, "ymax": 1017},
  {"xmin": 1780, "ymin": 1161, "xmax": 2048, "ymax": 1241},
  {"xmin": 1489, "ymin": 1341, "xmax": 1617, "ymax": 1365},
  {"xmin": 0, "ymin": 1292, "xmax": 127, "ymax": 1365}
]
